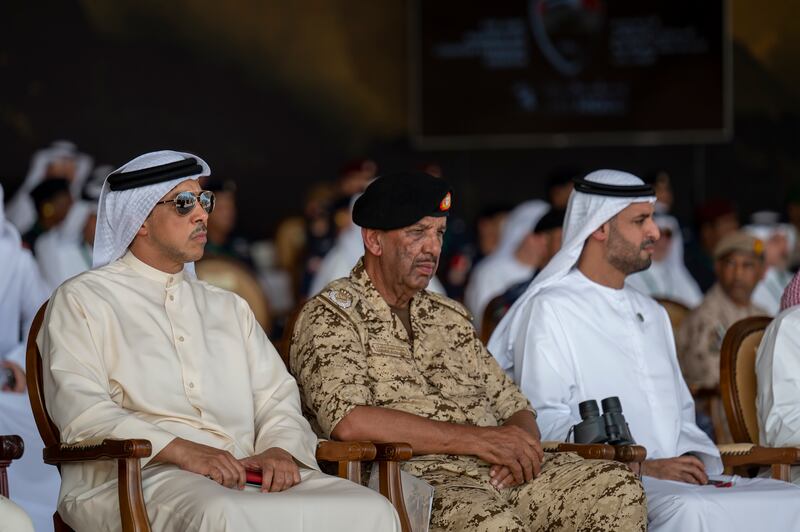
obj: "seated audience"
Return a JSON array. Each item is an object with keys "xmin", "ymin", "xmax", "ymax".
[
  {"xmin": 37, "ymin": 150, "xmax": 399, "ymax": 531},
  {"xmin": 465, "ymin": 200, "xmax": 550, "ymax": 329},
  {"xmin": 677, "ymin": 232, "xmax": 767, "ymax": 391},
  {"xmin": 201, "ymin": 178, "xmax": 253, "ymax": 266},
  {"xmin": 481, "ymin": 209, "xmax": 565, "ymax": 335},
  {"xmin": 291, "ymin": 171, "xmax": 647, "ymax": 532},
  {"xmin": 22, "ymin": 177, "xmax": 73, "ymax": 252},
  {"xmin": 627, "ymin": 214, "xmax": 702, "ymax": 308},
  {"xmin": 489, "ymin": 170, "xmax": 800, "ymax": 531},
  {"xmin": 684, "ymin": 199, "xmax": 740, "ymax": 292},
  {"xmin": 744, "ymin": 213, "xmax": 794, "ymax": 316},
  {"xmin": 0, "ymin": 184, "xmax": 58, "ymax": 532},
  {"xmin": 6, "ymin": 140, "xmax": 93, "ymax": 234},
  {"xmin": 35, "ymin": 165, "xmax": 109, "ymax": 289}
]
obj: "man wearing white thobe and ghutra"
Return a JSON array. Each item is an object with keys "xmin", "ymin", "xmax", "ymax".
[
  {"xmin": 744, "ymin": 220, "xmax": 795, "ymax": 316},
  {"xmin": 464, "ymin": 200, "xmax": 549, "ymax": 330},
  {"xmin": 489, "ymin": 169, "xmax": 800, "ymax": 532},
  {"xmin": 756, "ymin": 278, "xmax": 800, "ymax": 484},
  {"xmin": 0, "ymin": 184, "xmax": 58, "ymax": 532},
  {"xmin": 37, "ymin": 151, "xmax": 399, "ymax": 532},
  {"xmin": 6, "ymin": 140, "xmax": 93, "ymax": 234},
  {"xmin": 35, "ymin": 165, "xmax": 109, "ymax": 290}
]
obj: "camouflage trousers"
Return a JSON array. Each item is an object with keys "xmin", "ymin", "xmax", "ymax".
[{"xmin": 420, "ymin": 452, "xmax": 646, "ymax": 532}]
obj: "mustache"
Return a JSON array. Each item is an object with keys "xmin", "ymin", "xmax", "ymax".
[
  {"xmin": 640, "ymin": 239, "xmax": 656, "ymax": 250},
  {"xmin": 191, "ymin": 223, "xmax": 207, "ymax": 236},
  {"xmin": 414, "ymin": 254, "xmax": 438, "ymax": 266}
]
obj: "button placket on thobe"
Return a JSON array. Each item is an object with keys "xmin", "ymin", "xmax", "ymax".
[{"xmin": 165, "ymin": 277, "xmax": 202, "ymax": 413}]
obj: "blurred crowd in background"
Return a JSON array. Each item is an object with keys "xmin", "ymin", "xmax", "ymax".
[{"xmin": 4, "ymin": 140, "xmax": 797, "ymax": 355}]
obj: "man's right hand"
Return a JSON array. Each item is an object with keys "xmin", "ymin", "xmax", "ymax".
[
  {"xmin": 153, "ymin": 437, "xmax": 246, "ymax": 489},
  {"xmin": 473, "ymin": 425, "xmax": 543, "ymax": 486},
  {"xmin": 641, "ymin": 456, "xmax": 708, "ymax": 485}
]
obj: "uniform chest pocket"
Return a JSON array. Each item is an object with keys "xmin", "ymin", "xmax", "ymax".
[{"xmin": 367, "ymin": 341, "xmax": 419, "ymax": 384}]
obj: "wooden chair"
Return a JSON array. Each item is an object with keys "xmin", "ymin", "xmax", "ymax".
[
  {"xmin": 657, "ymin": 298, "xmax": 732, "ymax": 442},
  {"xmin": 718, "ymin": 316, "xmax": 800, "ymax": 480},
  {"xmin": 26, "ymin": 301, "xmax": 413, "ymax": 532},
  {"xmin": 655, "ymin": 298, "xmax": 691, "ymax": 336},
  {"xmin": 0, "ymin": 435, "xmax": 24, "ymax": 498}
]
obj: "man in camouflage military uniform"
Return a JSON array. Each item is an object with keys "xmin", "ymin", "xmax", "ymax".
[
  {"xmin": 290, "ymin": 171, "xmax": 646, "ymax": 531},
  {"xmin": 677, "ymin": 231, "xmax": 767, "ymax": 391}
]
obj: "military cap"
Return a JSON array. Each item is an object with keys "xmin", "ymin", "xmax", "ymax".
[
  {"xmin": 713, "ymin": 231, "xmax": 764, "ymax": 260},
  {"xmin": 352, "ymin": 171, "xmax": 451, "ymax": 230}
]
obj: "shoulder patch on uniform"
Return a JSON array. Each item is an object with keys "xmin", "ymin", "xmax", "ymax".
[
  {"xmin": 326, "ymin": 288, "xmax": 353, "ymax": 309},
  {"xmin": 425, "ymin": 290, "xmax": 473, "ymax": 321}
]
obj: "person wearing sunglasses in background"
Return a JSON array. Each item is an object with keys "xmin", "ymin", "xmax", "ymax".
[{"xmin": 36, "ymin": 151, "xmax": 400, "ymax": 532}]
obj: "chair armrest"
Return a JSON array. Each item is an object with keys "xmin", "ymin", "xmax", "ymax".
[
  {"xmin": 613, "ymin": 445, "xmax": 647, "ymax": 464},
  {"xmin": 719, "ymin": 443, "xmax": 800, "ymax": 466},
  {"xmin": 373, "ymin": 442, "xmax": 413, "ymax": 462},
  {"xmin": 719, "ymin": 443, "xmax": 800, "ymax": 481},
  {"xmin": 43, "ymin": 438, "xmax": 152, "ymax": 465},
  {"xmin": 542, "ymin": 441, "xmax": 616, "ymax": 460},
  {"xmin": 316, "ymin": 440, "xmax": 377, "ymax": 462},
  {"xmin": 0, "ymin": 435, "xmax": 24, "ymax": 461}
]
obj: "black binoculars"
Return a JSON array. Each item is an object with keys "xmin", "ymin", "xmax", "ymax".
[{"xmin": 571, "ymin": 396, "xmax": 635, "ymax": 445}]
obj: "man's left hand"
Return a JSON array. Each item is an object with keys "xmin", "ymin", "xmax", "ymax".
[
  {"xmin": 489, "ymin": 464, "xmax": 519, "ymax": 490},
  {"xmin": 239, "ymin": 447, "xmax": 301, "ymax": 493},
  {"xmin": 1, "ymin": 361, "xmax": 26, "ymax": 393}
]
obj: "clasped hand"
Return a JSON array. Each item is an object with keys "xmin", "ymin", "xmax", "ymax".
[
  {"xmin": 476, "ymin": 425, "xmax": 544, "ymax": 490},
  {"xmin": 159, "ymin": 439, "xmax": 301, "ymax": 492}
]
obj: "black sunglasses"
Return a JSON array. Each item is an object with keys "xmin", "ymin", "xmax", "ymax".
[{"xmin": 154, "ymin": 190, "xmax": 215, "ymax": 216}]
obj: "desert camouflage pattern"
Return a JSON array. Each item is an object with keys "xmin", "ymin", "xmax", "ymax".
[
  {"xmin": 290, "ymin": 259, "xmax": 646, "ymax": 531},
  {"xmin": 676, "ymin": 283, "xmax": 766, "ymax": 389}
]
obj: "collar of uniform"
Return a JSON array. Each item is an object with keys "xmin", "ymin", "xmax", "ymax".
[
  {"xmin": 707, "ymin": 282, "xmax": 760, "ymax": 313},
  {"xmin": 348, "ymin": 258, "xmax": 398, "ymax": 323},
  {"xmin": 121, "ymin": 250, "xmax": 186, "ymax": 286}
]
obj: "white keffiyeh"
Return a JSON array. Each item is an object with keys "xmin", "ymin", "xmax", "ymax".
[
  {"xmin": 92, "ymin": 151, "xmax": 210, "ymax": 273},
  {"xmin": 5, "ymin": 140, "xmax": 93, "ymax": 232},
  {"xmin": 488, "ymin": 169, "xmax": 656, "ymax": 374}
]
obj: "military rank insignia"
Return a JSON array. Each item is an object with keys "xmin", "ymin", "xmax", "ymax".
[
  {"xmin": 439, "ymin": 192, "xmax": 451, "ymax": 212},
  {"xmin": 327, "ymin": 288, "xmax": 353, "ymax": 309}
]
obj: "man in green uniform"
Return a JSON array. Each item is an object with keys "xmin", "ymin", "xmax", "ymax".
[{"xmin": 290, "ymin": 171, "xmax": 646, "ymax": 532}]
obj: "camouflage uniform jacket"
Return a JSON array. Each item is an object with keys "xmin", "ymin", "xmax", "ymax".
[
  {"xmin": 290, "ymin": 259, "xmax": 534, "ymax": 478},
  {"xmin": 676, "ymin": 283, "xmax": 767, "ymax": 389}
]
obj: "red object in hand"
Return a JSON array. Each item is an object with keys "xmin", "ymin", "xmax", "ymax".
[{"xmin": 246, "ymin": 469, "xmax": 262, "ymax": 486}]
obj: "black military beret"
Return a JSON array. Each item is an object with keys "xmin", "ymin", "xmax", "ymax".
[{"xmin": 352, "ymin": 171, "xmax": 452, "ymax": 230}]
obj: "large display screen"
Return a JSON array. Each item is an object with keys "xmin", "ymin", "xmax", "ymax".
[{"xmin": 411, "ymin": 0, "xmax": 731, "ymax": 148}]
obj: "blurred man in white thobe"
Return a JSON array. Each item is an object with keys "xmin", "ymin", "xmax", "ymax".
[
  {"xmin": 489, "ymin": 169, "xmax": 800, "ymax": 532},
  {"xmin": 465, "ymin": 200, "xmax": 549, "ymax": 330},
  {"xmin": 0, "ymin": 184, "xmax": 57, "ymax": 532},
  {"xmin": 744, "ymin": 215, "xmax": 795, "ymax": 316},
  {"xmin": 37, "ymin": 151, "xmax": 399, "ymax": 532}
]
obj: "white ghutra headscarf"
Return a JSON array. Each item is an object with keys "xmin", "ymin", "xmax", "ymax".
[
  {"xmin": 488, "ymin": 169, "xmax": 656, "ymax": 376},
  {"xmin": 93, "ymin": 150, "xmax": 210, "ymax": 273},
  {"xmin": 6, "ymin": 140, "xmax": 93, "ymax": 232}
]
